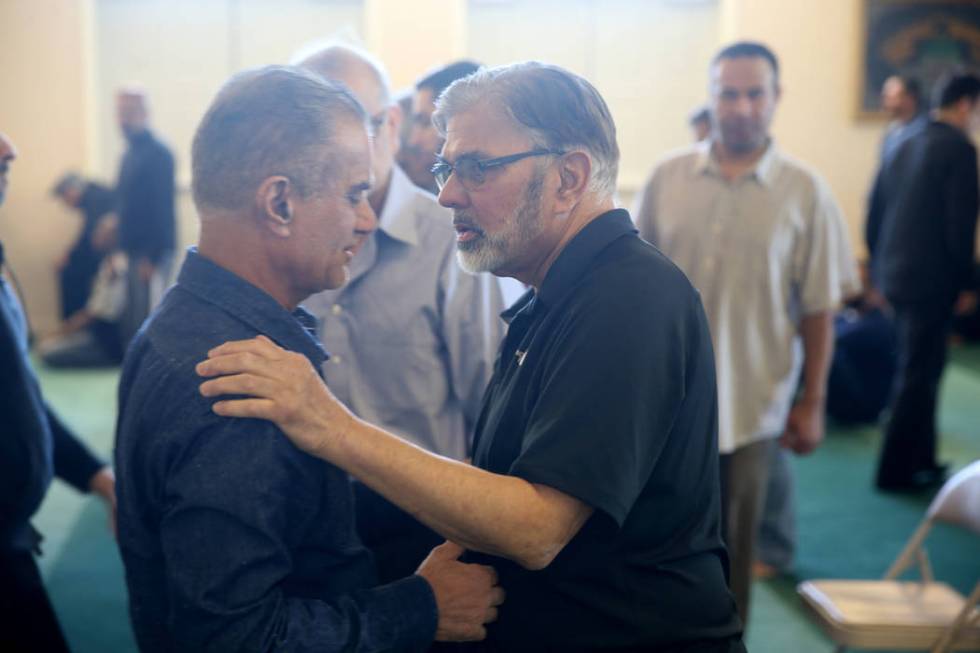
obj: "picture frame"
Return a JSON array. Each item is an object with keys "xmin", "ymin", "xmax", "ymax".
[{"xmin": 859, "ymin": 0, "xmax": 980, "ymax": 119}]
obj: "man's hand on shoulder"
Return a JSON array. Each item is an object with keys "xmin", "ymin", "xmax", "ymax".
[{"xmin": 416, "ymin": 541, "xmax": 505, "ymax": 642}]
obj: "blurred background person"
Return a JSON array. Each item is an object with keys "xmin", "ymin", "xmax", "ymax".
[
  {"xmin": 634, "ymin": 41, "xmax": 859, "ymax": 625},
  {"xmin": 825, "ymin": 261, "xmax": 897, "ymax": 426},
  {"xmin": 689, "ymin": 103, "xmax": 712, "ymax": 142},
  {"xmin": 866, "ymin": 72, "xmax": 980, "ymax": 492},
  {"xmin": 399, "ymin": 59, "xmax": 481, "ymax": 193},
  {"xmin": 879, "ymin": 74, "xmax": 926, "ymax": 163},
  {"xmin": 114, "ymin": 88, "xmax": 175, "ymax": 348},
  {"xmin": 50, "ymin": 173, "xmax": 116, "ymax": 322},
  {"xmin": 0, "ymin": 131, "xmax": 116, "ymax": 653}
]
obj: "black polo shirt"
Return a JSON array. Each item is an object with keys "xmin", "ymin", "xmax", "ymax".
[{"xmin": 468, "ymin": 209, "xmax": 741, "ymax": 651}]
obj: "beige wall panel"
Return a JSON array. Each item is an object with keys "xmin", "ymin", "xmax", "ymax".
[{"xmin": 0, "ymin": 0, "xmax": 93, "ymax": 333}]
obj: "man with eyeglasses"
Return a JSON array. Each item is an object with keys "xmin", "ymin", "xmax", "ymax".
[
  {"xmin": 291, "ymin": 45, "xmax": 506, "ymax": 582},
  {"xmin": 197, "ymin": 61, "xmax": 745, "ymax": 652}
]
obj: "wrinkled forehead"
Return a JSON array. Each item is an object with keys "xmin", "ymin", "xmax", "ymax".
[{"xmin": 441, "ymin": 100, "xmax": 529, "ymax": 159}]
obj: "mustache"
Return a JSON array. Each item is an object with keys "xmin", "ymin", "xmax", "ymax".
[{"xmin": 452, "ymin": 214, "xmax": 486, "ymax": 235}]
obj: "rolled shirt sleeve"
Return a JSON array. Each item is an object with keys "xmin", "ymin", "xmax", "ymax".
[{"xmin": 793, "ymin": 175, "xmax": 860, "ymax": 315}]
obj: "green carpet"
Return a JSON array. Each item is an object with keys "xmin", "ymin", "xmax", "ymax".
[{"xmin": 32, "ymin": 346, "xmax": 980, "ymax": 653}]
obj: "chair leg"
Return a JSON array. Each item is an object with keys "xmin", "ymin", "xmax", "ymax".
[{"xmin": 930, "ymin": 580, "xmax": 980, "ymax": 653}]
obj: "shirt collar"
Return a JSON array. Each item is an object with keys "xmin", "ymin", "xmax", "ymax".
[
  {"xmin": 532, "ymin": 208, "xmax": 637, "ymax": 311},
  {"xmin": 377, "ymin": 165, "xmax": 421, "ymax": 246},
  {"xmin": 693, "ymin": 138, "xmax": 781, "ymax": 187},
  {"xmin": 176, "ymin": 248, "xmax": 328, "ymax": 365}
]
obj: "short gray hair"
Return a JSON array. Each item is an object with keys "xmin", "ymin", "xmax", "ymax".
[
  {"xmin": 191, "ymin": 65, "xmax": 366, "ymax": 212},
  {"xmin": 433, "ymin": 62, "xmax": 619, "ymax": 199}
]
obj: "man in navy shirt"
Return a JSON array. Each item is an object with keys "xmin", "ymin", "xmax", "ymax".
[
  {"xmin": 1, "ymin": 132, "xmax": 116, "ymax": 652},
  {"xmin": 114, "ymin": 67, "xmax": 501, "ymax": 652}
]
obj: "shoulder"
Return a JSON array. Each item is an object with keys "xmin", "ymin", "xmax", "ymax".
[
  {"xmin": 576, "ymin": 234, "xmax": 701, "ymax": 327},
  {"xmin": 770, "ymin": 150, "xmax": 840, "ymax": 214},
  {"xmin": 644, "ymin": 144, "xmax": 702, "ymax": 186},
  {"xmin": 124, "ymin": 289, "xmax": 257, "ymax": 409}
]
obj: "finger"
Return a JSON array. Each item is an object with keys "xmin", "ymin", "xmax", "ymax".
[
  {"xmin": 479, "ymin": 564, "xmax": 498, "ymax": 586},
  {"xmin": 206, "ymin": 336, "xmax": 279, "ymax": 360},
  {"xmin": 484, "ymin": 606, "xmax": 498, "ymax": 623},
  {"xmin": 434, "ymin": 540, "xmax": 465, "ymax": 560},
  {"xmin": 197, "ymin": 351, "xmax": 277, "ymax": 379},
  {"xmin": 199, "ymin": 373, "xmax": 278, "ymax": 399},
  {"xmin": 211, "ymin": 398, "xmax": 278, "ymax": 420},
  {"xmin": 489, "ymin": 586, "xmax": 506, "ymax": 606}
]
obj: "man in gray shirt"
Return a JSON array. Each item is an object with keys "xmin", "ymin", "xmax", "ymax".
[
  {"xmin": 294, "ymin": 45, "xmax": 506, "ymax": 580},
  {"xmin": 634, "ymin": 41, "xmax": 858, "ymax": 626}
]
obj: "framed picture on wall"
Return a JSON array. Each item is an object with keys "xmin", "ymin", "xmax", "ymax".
[{"xmin": 860, "ymin": 0, "xmax": 980, "ymax": 118}]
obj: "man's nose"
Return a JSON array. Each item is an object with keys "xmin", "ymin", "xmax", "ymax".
[
  {"xmin": 437, "ymin": 170, "xmax": 469, "ymax": 210},
  {"xmin": 355, "ymin": 198, "xmax": 378, "ymax": 234}
]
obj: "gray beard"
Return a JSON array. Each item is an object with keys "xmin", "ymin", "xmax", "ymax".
[{"xmin": 456, "ymin": 172, "xmax": 544, "ymax": 275}]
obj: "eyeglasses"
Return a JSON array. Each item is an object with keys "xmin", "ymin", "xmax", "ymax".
[{"xmin": 431, "ymin": 148, "xmax": 564, "ymax": 191}]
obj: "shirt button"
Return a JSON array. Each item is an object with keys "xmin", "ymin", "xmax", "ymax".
[
  {"xmin": 713, "ymin": 222, "xmax": 723, "ymax": 235},
  {"xmin": 704, "ymin": 256, "xmax": 715, "ymax": 270},
  {"xmin": 331, "ymin": 304, "xmax": 343, "ymax": 315},
  {"xmin": 332, "ymin": 355, "xmax": 343, "ymax": 364}
]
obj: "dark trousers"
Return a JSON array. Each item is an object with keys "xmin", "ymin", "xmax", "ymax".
[
  {"xmin": 718, "ymin": 438, "xmax": 775, "ymax": 628},
  {"xmin": 0, "ymin": 549, "xmax": 71, "ymax": 653},
  {"xmin": 876, "ymin": 298, "xmax": 955, "ymax": 486}
]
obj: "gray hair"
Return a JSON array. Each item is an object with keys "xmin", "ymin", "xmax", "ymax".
[
  {"xmin": 432, "ymin": 62, "xmax": 619, "ymax": 199},
  {"xmin": 291, "ymin": 42, "xmax": 392, "ymax": 108},
  {"xmin": 191, "ymin": 65, "xmax": 367, "ymax": 212}
]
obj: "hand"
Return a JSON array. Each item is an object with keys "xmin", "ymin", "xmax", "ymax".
[
  {"xmin": 137, "ymin": 257, "xmax": 155, "ymax": 283},
  {"xmin": 88, "ymin": 466, "xmax": 117, "ymax": 536},
  {"xmin": 196, "ymin": 335, "xmax": 348, "ymax": 459},
  {"xmin": 954, "ymin": 291, "xmax": 978, "ymax": 316},
  {"xmin": 416, "ymin": 541, "xmax": 505, "ymax": 642},
  {"xmin": 780, "ymin": 400, "xmax": 824, "ymax": 455}
]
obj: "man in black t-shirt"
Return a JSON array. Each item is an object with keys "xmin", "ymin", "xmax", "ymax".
[{"xmin": 197, "ymin": 62, "xmax": 744, "ymax": 652}]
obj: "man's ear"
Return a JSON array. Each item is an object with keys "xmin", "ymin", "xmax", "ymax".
[
  {"xmin": 386, "ymin": 103, "xmax": 404, "ymax": 156},
  {"xmin": 554, "ymin": 151, "xmax": 592, "ymax": 212},
  {"xmin": 256, "ymin": 176, "xmax": 293, "ymax": 237}
]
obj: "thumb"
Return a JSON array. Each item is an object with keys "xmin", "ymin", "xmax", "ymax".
[{"xmin": 433, "ymin": 540, "xmax": 465, "ymax": 560}]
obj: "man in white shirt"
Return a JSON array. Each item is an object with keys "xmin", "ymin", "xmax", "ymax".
[
  {"xmin": 293, "ymin": 45, "xmax": 507, "ymax": 580},
  {"xmin": 633, "ymin": 41, "xmax": 858, "ymax": 625}
]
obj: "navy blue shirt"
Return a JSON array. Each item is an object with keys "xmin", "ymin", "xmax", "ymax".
[
  {"xmin": 114, "ymin": 249, "xmax": 436, "ymax": 652},
  {"xmin": 116, "ymin": 129, "xmax": 176, "ymax": 263},
  {"xmin": 467, "ymin": 210, "xmax": 741, "ymax": 651},
  {"xmin": 1, "ymin": 255, "xmax": 104, "ymax": 552}
]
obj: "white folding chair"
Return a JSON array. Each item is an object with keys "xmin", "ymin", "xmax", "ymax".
[{"xmin": 798, "ymin": 459, "xmax": 980, "ymax": 652}]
